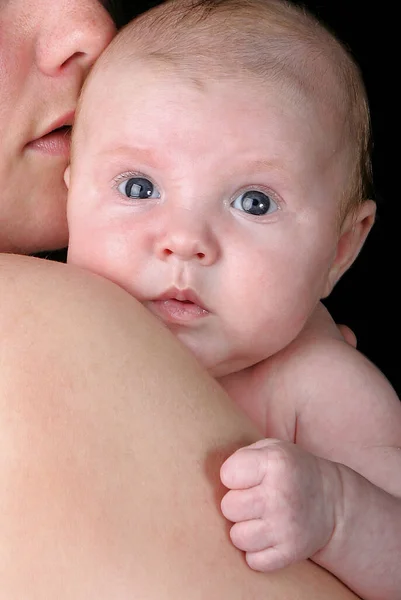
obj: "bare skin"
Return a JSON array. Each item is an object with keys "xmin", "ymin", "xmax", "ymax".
[
  {"xmin": 0, "ymin": 0, "xmax": 361, "ymax": 593},
  {"xmin": 0, "ymin": 254, "xmax": 359, "ymax": 599}
]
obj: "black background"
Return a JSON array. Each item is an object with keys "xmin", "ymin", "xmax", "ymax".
[{"xmin": 114, "ymin": 1, "xmax": 398, "ymax": 396}]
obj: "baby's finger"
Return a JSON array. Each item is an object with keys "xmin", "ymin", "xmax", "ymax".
[
  {"xmin": 229, "ymin": 519, "xmax": 271, "ymax": 553},
  {"xmin": 221, "ymin": 487, "xmax": 266, "ymax": 522},
  {"xmin": 246, "ymin": 546, "xmax": 296, "ymax": 572},
  {"xmin": 220, "ymin": 447, "xmax": 267, "ymax": 489}
]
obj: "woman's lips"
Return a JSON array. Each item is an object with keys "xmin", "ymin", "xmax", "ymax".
[
  {"xmin": 148, "ymin": 298, "xmax": 209, "ymax": 323},
  {"xmin": 26, "ymin": 126, "xmax": 72, "ymax": 157}
]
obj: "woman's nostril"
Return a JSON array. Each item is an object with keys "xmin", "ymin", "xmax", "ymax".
[{"xmin": 61, "ymin": 51, "xmax": 85, "ymax": 71}]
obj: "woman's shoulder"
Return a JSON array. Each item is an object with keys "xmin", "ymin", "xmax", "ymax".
[
  {"xmin": 1, "ymin": 253, "xmax": 94, "ymax": 295},
  {"xmin": 0, "ymin": 253, "xmax": 162, "ymax": 359},
  {"xmin": 0, "ymin": 253, "xmax": 136, "ymax": 322}
]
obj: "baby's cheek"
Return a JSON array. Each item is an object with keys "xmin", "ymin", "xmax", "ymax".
[{"xmin": 232, "ymin": 305, "xmax": 306, "ymax": 362}]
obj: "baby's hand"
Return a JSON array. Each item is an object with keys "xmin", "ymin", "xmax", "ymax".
[{"xmin": 220, "ymin": 439, "xmax": 338, "ymax": 572}]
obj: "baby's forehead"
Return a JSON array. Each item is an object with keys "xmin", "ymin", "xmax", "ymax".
[{"xmin": 89, "ymin": 41, "xmax": 342, "ymax": 140}]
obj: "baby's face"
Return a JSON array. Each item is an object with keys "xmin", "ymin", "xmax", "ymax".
[{"xmin": 67, "ymin": 60, "xmax": 344, "ymax": 377}]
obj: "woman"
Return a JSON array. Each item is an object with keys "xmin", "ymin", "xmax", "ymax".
[
  {"xmin": 0, "ymin": 1, "xmax": 358, "ymax": 597},
  {"xmin": 0, "ymin": 0, "xmax": 115, "ymax": 254}
]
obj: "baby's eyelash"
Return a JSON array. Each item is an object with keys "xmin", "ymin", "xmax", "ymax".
[
  {"xmin": 112, "ymin": 171, "xmax": 141, "ymax": 186},
  {"xmin": 229, "ymin": 185, "xmax": 282, "ymax": 207}
]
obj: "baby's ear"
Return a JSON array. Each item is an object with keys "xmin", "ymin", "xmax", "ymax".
[
  {"xmin": 322, "ymin": 199, "xmax": 376, "ymax": 297},
  {"xmin": 64, "ymin": 166, "xmax": 70, "ymax": 189}
]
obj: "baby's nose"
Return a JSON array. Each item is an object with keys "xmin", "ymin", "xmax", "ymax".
[{"xmin": 154, "ymin": 212, "xmax": 219, "ymax": 266}]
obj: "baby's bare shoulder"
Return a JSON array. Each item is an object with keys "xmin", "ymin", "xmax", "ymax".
[
  {"xmin": 264, "ymin": 304, "xmax": 400, "ymax": 442},
  {"xmin": 274, "ymin": 317, "xmax": 397, "ymax": 417}
]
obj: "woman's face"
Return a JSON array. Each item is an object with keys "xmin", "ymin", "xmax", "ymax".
[{"xmin": 0, "ymin": 0, "xmax": 115, "ymax": 253}]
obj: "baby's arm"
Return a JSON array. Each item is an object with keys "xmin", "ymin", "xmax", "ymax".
[
  {"xmin": 293, "ymin": 341, "xmax": 401, "ymax": 599},
  {"xmin": 221, "ymin": 330, "xmax": 401, "ymax": 599}
]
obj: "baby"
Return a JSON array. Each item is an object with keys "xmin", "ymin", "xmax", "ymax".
[{"xmin": 65, "ymin": 0, "xmax": 401, "ymax": 598}]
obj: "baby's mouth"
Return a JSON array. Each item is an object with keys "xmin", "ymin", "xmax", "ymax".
[
  {"xmin": 151, "ymin": 297, "xmax": 209, "ymax": 321},
  {"xmin": 147, "ymin": 288, "xmax": 210, "ymax": 323}
]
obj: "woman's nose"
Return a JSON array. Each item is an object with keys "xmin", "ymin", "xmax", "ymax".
[
  {"xmin": 154, "ymin": 212, "xmax": 220, "ymax": 266},
  {"xmin": 35, "ymin": 0, "xmax": 116, "ymax": 77}
]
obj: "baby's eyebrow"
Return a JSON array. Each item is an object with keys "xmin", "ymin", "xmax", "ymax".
[
  {"xmin": 244, "ymin": 158, "xmax": 287, "ymax": 174},
  {"xmin": 97, "ymin": 145, "xmax": 165, "ymax": 167}
]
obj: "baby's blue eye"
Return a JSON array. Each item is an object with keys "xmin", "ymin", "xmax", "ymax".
[
  {"xmin": 231, "ymin": 190, "xmax": 277, "ymax": 216},
  {"xmin": 118, "ymin": 177, "xmax": 160, "ymax": 199}
]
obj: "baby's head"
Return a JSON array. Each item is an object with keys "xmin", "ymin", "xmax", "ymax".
[{"xmin": 67, "ymin": 0, "xmax": 375, "ymax": 377}]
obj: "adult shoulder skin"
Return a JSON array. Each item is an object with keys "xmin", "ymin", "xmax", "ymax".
[{"xmin": 0, "ymin": 254, "xmax": 359, "ymax": 599}]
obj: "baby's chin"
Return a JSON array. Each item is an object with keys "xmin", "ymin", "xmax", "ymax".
[
  {"xmin": 169, "ymin": 320, "xmax": 282, "ymax": 378},
  {"xmin": 203, "ymin": 350, "xmax": 264, "ymax": 379},
  {"xmin": 171, "ymin": 331, "xmax": 231, "ymax": 377}
]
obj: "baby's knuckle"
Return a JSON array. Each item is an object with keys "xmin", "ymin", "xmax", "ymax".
[{"xmin": 269, "ymin": 444, "xmax": 296, "ymax": 473}]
